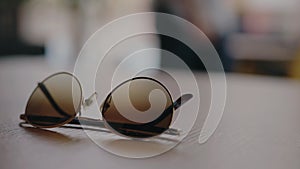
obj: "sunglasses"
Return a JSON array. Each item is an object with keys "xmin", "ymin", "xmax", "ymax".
[{"xmin": 20, "ymin": 72, "xmax": 192, "ymax": 138}]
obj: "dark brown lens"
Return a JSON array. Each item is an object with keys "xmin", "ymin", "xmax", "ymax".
[
  {"xmin": 25, "ymin": 73, "xmax": 82, "ymax": 128},
  {"xmin": 101, "ymin": 77, "xmax": 173, "ymax": 138}
]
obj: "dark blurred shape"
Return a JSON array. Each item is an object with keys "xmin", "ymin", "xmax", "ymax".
[
  {"xmin": 0, "ymin": 0, "xmax": 44, "ymax": 56},
  {"xmin": 159, "ymin": 34, "xmax": 206, "ymax": 71},
  {"xmin": 153, "ymin": 0, "xmax": 233, "ymax": 72}
]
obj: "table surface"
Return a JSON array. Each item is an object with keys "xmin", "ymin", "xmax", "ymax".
[{"xmin": 0, "ymin": 57, "xmax": 300, "ymax": 169}]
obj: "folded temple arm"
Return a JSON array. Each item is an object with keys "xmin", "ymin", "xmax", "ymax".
[{"xmin": 20, "ymin": 114, "xmax": 181, "ymax": 135}]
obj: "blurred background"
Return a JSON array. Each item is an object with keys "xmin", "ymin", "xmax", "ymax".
[{"xmin": 1, "ymin": 0, "xmax": 300, "ymax": 78}]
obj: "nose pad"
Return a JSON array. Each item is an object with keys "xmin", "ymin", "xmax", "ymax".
[{"xmin": 83, "ymin": 92, "xmax": 98, "ymax": 108}]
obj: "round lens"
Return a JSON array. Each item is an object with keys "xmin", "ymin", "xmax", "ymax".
[
  {"xmin": 25, "ymin": 72, "xmax": 82, "ymax": 128},
  {"xmin": 101, "ymin": 77, "xmax": 173, "ymax": 138}
]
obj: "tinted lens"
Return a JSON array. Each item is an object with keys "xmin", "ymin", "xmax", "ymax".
[
  {"xmin": 25, "ymin": 73, "xmax": 82, "ymax": 127},
  {"xmin": 101, "ymin": 78, "xmax": 173, "ymax": 138}
]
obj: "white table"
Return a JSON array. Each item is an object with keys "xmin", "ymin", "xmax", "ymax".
[{"xmin": 0, "ymin": 57, "xmax": 299, "ymax": 169}]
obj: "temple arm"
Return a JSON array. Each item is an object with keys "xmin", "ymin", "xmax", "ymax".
[
  {"xmin": 173, "ymin": 94, "xmax": 193, "ymax": 110},
  {"xmin": 20, "ymin": 114, "xmax": 181, "ymax": 135}
]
